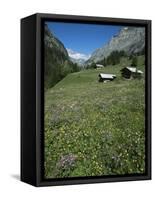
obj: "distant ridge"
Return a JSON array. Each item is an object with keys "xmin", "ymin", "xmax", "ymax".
[{"xmin": 86, "ymin": 27, "xmax": 145, "ymax": 64}]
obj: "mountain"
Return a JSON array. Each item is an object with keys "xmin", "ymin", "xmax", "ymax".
[
  {"xmin": 44, "ymin": 24, "xmax": 69, "ymax": 59},
  {"xmin": 86, "ymin": 27, "xmax": 145, "ymax": 64},
  {"xmin": 67, "ymin": 48, "xmax": 90, "ymax": 66},
  {"xmin": 69, "ymin": 57, "xmax": 86, "ymax": 66},
  {"xmin": 44, "ymin": 25, "xmax": 79, "ymax": 89}
]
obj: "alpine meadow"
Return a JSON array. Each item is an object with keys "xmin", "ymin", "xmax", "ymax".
[{"xmin": 44, "ymin": 22, "xmax": 146, "ymax": 179}]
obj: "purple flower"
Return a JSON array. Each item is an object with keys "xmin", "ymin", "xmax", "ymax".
[{"xmin": 57, "ymin": 154, "xmax": 77, "ymax": 169}]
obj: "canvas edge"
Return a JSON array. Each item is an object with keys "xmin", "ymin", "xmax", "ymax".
[{"xmin": 21, "ymin": 13, "xmax": 151, "ymax": 187}]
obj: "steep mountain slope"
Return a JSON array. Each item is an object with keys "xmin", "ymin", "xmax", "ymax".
[
  {"xmin": 44, "ymin": 24, "xmax": 68, "ymax": 59},
  {"xmin": 44, "ymin": 24, "xmax": 70, "ymax": 88},
  {"xmin": 86, "ymin": 27, "xmax": 145, "ymax": 64}
]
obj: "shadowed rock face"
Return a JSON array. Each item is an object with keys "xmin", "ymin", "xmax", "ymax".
[
  {"xmin": 44, "ymin": 24, "xmax": 68, "ymax": 59},
  {"xmin": 86, "ymin": 27, "xmax": 145, "ymax": 64},
  {"xmin": 44, "ymin": 24, "xmax": 70, "ymax": 88}
]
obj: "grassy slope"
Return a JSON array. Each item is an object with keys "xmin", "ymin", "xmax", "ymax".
[{"xmin": 44, "ymin": 56, "xmax": 145, "ymax": 178}]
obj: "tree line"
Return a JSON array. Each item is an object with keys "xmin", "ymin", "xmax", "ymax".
[{"xmin": 86, "ymin": 50, "xmax": 140, "ymax": 69}]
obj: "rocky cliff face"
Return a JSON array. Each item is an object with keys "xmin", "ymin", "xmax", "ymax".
[
  {"xmin": 86, "ymin": 27, "xmax": 145, "ymax": 64},
  {"xmin": 44, "ymin": 25, "xmax": 80, "ymax": 89},
  {"xmin": 44, "ymin": 24, "xmax": 69, "ymax": 88},
  {"xmin": 44, "ymin": 24, "xmax": 69, "ymax": 60}
]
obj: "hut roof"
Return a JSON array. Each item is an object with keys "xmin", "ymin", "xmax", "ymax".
[
  {"xmin": 121, "ymin": 67, "xmax": 143, "ymax": 74},
  {"xmin": 96, "ymin": 64, "xmax": 104, "ymax": 67},
  {"xmin": 99, "ymin": 73, "xmax": 116, "ymax": 79}
]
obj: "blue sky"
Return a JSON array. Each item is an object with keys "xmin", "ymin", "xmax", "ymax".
[{"xmin": 46, "ymin": 21, "xmax": 123, "ymax": 60}]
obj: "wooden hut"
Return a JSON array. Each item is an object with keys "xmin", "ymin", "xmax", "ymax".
[
  {"xmin": 96, "ymin": 64, "xmax": 104, "ymax": 69},
  {"xmin": 120, "ymin": 67, "xmax": 143, "ymax": 79},
  {"xmin": 98, "ymin": 73, "xmax": 116, "ymax": 82}
]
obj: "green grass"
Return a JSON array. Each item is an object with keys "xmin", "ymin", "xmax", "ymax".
[{"xmin": 44, "ymin": 58, "xmax": 145, "ymax": 178}]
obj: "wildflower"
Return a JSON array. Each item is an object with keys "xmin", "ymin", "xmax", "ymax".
[{"xmin": 57, "ymin": 154, "xmax": 77, "ymax": 169}]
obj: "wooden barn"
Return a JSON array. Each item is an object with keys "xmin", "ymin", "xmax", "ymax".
[
  {"xmin": 98, "ymin": 73, "xmax": 116, "ymax": 82},
  {"xmin": 120, "ymin": 67, "xmax": 143, "ymax": 79}
]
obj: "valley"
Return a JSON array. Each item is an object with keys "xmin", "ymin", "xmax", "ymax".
[{"xmin": 44, "ymin": 57, "xmax": 145, "ymax": 178}]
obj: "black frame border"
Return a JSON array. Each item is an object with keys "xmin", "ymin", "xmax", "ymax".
[{"xmin": 35, "ymin": 13, "xmax": 151, "ymax": 186}]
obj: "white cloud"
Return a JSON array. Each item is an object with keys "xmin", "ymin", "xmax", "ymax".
[{"xmin": 67, "ymin": 48, "xmax": 91, "ymax": 60}]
